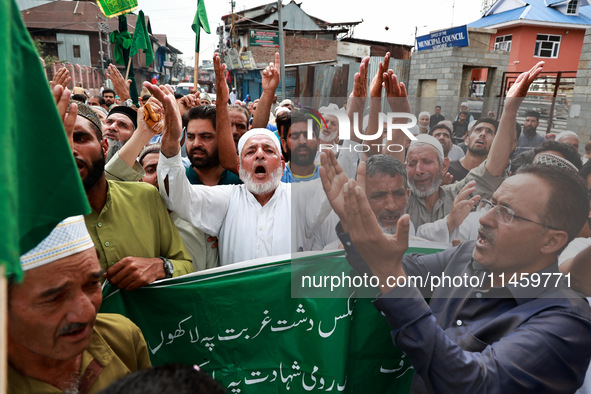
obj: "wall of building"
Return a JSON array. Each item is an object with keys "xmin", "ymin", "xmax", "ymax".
[
  {"xmin": 489, "ymin": 25, "xmax": 586, "ymax": 72},
  {"xmin": 407, "ymin": 45, "xmax": 509, "ymax": 121},
  {"xmin": 566, "ymin": 28, "xmax": 591, "ymax": 152},
  {"xmin": 249, "ymin": 35, "xmax": 338, "ymax": 65}
]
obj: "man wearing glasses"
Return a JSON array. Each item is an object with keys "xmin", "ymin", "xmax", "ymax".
[
  {"xmin": 325, "ymin": 162, "xmax": 591, "ymax": 393},
  {"xmin": 322, "ymin": 62, "xmax": 591, "ymax": 392}
]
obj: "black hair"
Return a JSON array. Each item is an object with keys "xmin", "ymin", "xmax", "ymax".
[
  {"xmin": 182, "ymin": 105, "xmax": 217, "ymax": 130},
  {"xmin": 98, "ymin": 364, "xmax": 226, "ymax": 394},
  {"xmin": 102, "ymin": 88, "xmax": 116, "ymax": 97},
  {"xmin": 365, "ymin": 154, "xmax": 408, "ymax": 187},
  {"xmin": 470, "ymin": 117, "xmax": 499, "ymax": 134},
  {"xmin": 517, "ymin": 164, "xmax": 589, "ymax": 244},
  {"xmin": 525, "ymin": 110, "xmax": 540, "ymax": 120}
]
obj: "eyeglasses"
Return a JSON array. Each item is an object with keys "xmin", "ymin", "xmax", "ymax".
[{"xmin": 478, "ymin": 199, "xmax": 560, "ymax": 230}]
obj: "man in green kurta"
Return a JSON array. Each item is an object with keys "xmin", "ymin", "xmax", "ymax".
[
  {"xmin": 8, "ymin": 216, "xmax": 152, "ymax": 393},
  {"xmin": 72, "ymin": 104, "xmax": 193, "ymax": 290}
]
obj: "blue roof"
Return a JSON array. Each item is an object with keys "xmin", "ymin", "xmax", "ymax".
[
  {"xmin": 545, "ymin": 0, "xmax": 565, "ymax": 5},
  {"xmin": 469, "ymin": 0, "xmax": 591, "ymax": 27}
]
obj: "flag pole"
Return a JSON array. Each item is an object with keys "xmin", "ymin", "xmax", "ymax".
[
  {"xmin": 124, "ymin": 56, "xmax": 132, "ymax": 82},
  {"xmin": 194, "ymin": 53, "xmax": 199, "ymax": 88}
]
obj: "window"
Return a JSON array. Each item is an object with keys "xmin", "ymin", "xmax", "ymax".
[
  {"xmin": 534, "ymin": 34, "xmax": 561, "ymax": 58},
  {"xmin": 567, "ymin": 0, "xmax": 578, "ymax": 14},
  {"xmin": 73, "ymin": 45, "xmax": 81, "ymax": 58},
  {"xmin": 494, "ymin": 35, "xmax": 512, "ymax": 52}
]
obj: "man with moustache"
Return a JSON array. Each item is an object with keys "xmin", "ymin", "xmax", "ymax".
[
  {"xmin": 448, "ymin": 117, "xmax": 498, "ymax": 182},
  {"xmin": 7, "ymin": 216, "xmax": 151, "ymax": 393},
  {"xmin": 516, "ymin": 110, "xmax": 545, "ymax": 154},
  {"xmin": 325, "ymin": 158, "xmax": 591, "ymax": 392},
  {"xmin": 281, "ymin": 109, "xmax": 321, "ymax": 183},
  {"xmin": 71, "ymin": 103, "xmax": 193, "ymax": 290},
  {"xmin": 183, "ymin": 106, "xmax": 242, "ymax": 186},
  {"xmin": 430, "ymin": 123, "xmax": 465, "ymax": 161}
]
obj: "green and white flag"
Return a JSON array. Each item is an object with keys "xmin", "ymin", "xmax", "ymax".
[
  {"xmin": 101, "ymin": 244, "xmax": 444, "ymax": 392},
  {"xmin": 96, "ymin": 0, "xmax": 138, "ymax": 18},
  {"xmin": 1, "ymin": 0, "xmax": 90, "ymax": 280}
]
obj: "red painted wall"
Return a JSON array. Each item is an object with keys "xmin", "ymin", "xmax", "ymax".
[{"xmin": 489, "ymin": 25, "xmax": 585, "ymax": 72}]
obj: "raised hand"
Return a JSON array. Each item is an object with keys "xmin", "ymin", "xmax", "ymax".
[
  {"xmin": 261, "ymin": 52, "xmax": 280, "ymax": 94},
  {"xmin": 144, "ymin": 82, "xmax": 182, "ymax": 157},
  {"xmin": 50, "ymin": 67, "xmax": 71, "ymax": 90},
  {"xmin": 446, "ymin": 180, "xmax": 480, "ymax": 233},
  {"xmin": 504, "ymin": 61, "xmax": 544, "ymax": 111},
  {"xmin": 213, "ymin": 53, "xmax": 229, "ymax": 105},
  {"xmin": 106, "ymin": 63, "xmax": 131, "ymax": 101},
  {"xmin": 52, "ymin": 84, "xmax": 76, "ymax": 146}
]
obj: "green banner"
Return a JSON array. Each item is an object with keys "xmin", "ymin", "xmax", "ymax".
[
  {"xmin": 96, "ymin": 0, "xmax": 138, "ymax": 18},
  {"xmin": 249, "ymin": 30, "xmax": 280, "ymax": 48},
  {"xmin": 100, "ymin": 246, "xmax": 443, "ymax": 392}
]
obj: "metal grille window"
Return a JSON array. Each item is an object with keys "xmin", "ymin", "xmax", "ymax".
[
  {"xmin": 534, "ymin": 34, "xmax": 561, "ymax": 58},
  {"xmin": 567, "ymin": 0, "xmax": 579, "ymax": 14},
  {"xmin": 494, "ymin": 35, "xmax": 512, "ymax": 52}
]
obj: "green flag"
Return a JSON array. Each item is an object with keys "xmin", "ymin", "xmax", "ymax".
[
  {"xmin": 96, "ymin": 0, "xmax": 138, "ymax": 18},
  {"xmin": 130, "ymin": 10, "xmax": 154, "ymax": 66},
  {"xmin": 1, "ymin": 1, "xmax": 91, "ymax": 280},
  {"xmin": 100, "ymin": 244, "xmax": 444, "ymax": 392},
  {"xmin": 192, "ymin": 0, "xmax": 211, "ymax": 53}
]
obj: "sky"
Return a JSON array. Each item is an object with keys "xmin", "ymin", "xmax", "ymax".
[{"xmin": 138, "ymin": 0, "xmax": 486, "ymax": 65}]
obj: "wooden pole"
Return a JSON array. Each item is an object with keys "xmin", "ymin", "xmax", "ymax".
[
  {"xmin": 1, "ymin": 266, "xmax": 7, "ymax": 393},
  {"xmin": 194, "ymin": 53, "xmax": 199, "ymax": 89},
  {"xmin": 124, "ymin": 56, "xmax": 133, "ymax": 82}
]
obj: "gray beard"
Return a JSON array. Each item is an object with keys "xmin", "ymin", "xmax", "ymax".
[
  {"xmin": 409, "ymin": 172, "xmax": 443, "ymax": 198},
  {"xmin": 239, "ymin": 166, "xmax": 283, "ymax": 196}
]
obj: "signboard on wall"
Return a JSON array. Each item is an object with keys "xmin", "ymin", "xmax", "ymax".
[
  {"xmin": 249, "ymin": 30, "xmax": 280, "ymax": 47},
  {"xmin": 416, "ymin": 25, "xmax": 469, "ymax": 51}
]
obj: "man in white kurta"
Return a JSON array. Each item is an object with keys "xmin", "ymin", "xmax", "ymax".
[{"xmin": 158, "ymin": 129, "xmax": 297, "ymax": 265}]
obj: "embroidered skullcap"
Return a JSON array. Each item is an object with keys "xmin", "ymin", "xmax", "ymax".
[
  {"xmin": 533, "ymin": 152, "xmax": 579, "ymax": 173},
  {"xmin": 409, "ymin": 134, "xmax": 444, "ymax": 160},
  {"xmin": 237, "ymin": 128, "xmax": 282, "ymax": 157},
  {"xmin": 139, "ymin": 143, "xmax": 161, "ymax": 164},
  {"xmin": 20, "ymin": 216, "xmax": 94, "ymax": 271},
  {"xmin": 71, "ymin": 100, "xmax": 102, "ymax": 136},
  {"xmin": 108, "ymin": 105, "xmax": 138, "ymax": 129}
]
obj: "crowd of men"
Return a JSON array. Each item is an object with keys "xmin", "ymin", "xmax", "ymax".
[{"xmin": 8, "ymin": 51, "xmax": 591, "ymax": 393}]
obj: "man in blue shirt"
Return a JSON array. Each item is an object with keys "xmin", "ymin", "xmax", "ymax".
[{"xmin": 325, "ymin": 159, "xmax": 591, "ymax": 393}]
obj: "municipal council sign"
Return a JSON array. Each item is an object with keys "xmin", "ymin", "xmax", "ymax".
[
  {"xmin": 416, "ymin": 25, "xmax": 469, "ymax": 51},
  {"xmin": 249, "ymin": 30, "xmax": 280, "ymax": 48}
]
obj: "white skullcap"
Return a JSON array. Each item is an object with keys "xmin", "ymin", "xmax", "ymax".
[
  {"xmin": 418, "ymin": 111, "xmax": 430, "ymax": 118},
  {"xmin": 279, "ymin": 99, "xmax": 293, "ymax": 107},
  {"xmin": 237, "ymin": 128, "xmax": 282, "ymax": 157},
  {"xmin": 409, "ymin": 134, "xmax": 444, "ymax": 159},
  {"xmin": 460, "ymin": 102, "xmax": 469, "ymax": 107},
  {"xmin": 275, "ymin": 106, "xmax": 290, "ymax": 116},
  {"xmin": 555, "ymin": 130, "xmax": 579, "ymax": 142},
  {"xmin": 20, "ymin": 216, "xmax": 94, "ymax": 271}
]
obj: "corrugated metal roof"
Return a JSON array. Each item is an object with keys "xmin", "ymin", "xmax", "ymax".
[
  {"xmin": 21, "ymin": 1, "xmax": 142, "ymax": 33},
  {"xmin": 469, "ymin": 0, "xmax": 591, "ymax": 27},
  {"xmin": 545, "ymin": 0, "xmax": 567, "ymax": 5}
]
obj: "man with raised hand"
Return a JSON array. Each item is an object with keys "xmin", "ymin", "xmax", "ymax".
[{"xmin": 150, "ymin": 62, "xmax": 293, "ymax": 265}]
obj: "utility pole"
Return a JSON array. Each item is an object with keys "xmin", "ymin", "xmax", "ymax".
[{"xmin": 277, "ymin": 0, "xmax": 286, "ymax": 99}]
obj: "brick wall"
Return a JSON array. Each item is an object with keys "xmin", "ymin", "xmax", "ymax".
[{"xmin": 250, "ymin": 35, "xmax": 338, "ymax": 65}]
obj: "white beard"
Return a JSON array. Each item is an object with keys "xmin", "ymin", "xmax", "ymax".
[
  {"xmin": 239, "ymin": 166, "xmax": 284, "ymax": 196},
  {"xmin": 409, "ymin": 172, "xmax": 443, "ymax": 198}
]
